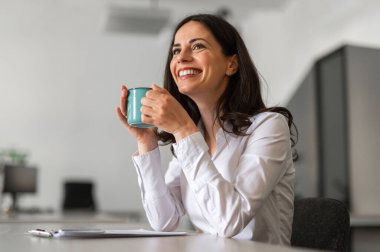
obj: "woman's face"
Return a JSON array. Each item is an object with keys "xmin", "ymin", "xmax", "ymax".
[{"xmin": 170, "ymin": 21, "xmax": 236, "ymax": 100}]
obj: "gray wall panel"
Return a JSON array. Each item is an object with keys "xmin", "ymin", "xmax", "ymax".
[
  {"xmin": 318, "ymin": 50, "xmax": 349, "ymax": 204},
  {"xmin": 346, "ymin": 46, "xmax": 380, "ymax": 215},
  {"xmin": 287, "ymin": 67, "xmax": 319, "ymax": 198},
  {"xmin": 287, "ymin": 45, "xmax": 380, "ymax": 213}
]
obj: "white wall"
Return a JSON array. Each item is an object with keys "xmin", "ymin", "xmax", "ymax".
[
  {"xmin": 243, "ymin": 0, "xmax": 380, "ymax": 106},
  {"xmin": 0, "ymin": 0, "xmax": 254, "ymax": 213},
  {"xmin": 0, "ymin": 0, "xmax": 169, "ymax": 212},
  {"xmin": 1, "ymin": 0, "xmax": 380, "ymax": 213}
]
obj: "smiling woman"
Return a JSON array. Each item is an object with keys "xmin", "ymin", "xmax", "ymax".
[
  {"xmin": 116, "ymin": 13, "xmax": 297, "ymax": 244},
  {"xmin": 169, "ymin": 21, "xmax": 237, "ymax": 104}
]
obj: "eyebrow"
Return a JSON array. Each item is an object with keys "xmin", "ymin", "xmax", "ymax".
[{"xmin": 172, "ymin": 38, "xmax": 210, "ymax": 48}]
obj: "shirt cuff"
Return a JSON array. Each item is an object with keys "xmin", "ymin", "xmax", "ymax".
[
  {"xmin": 132, "ymin": 147, "xmax": 167, "ymax": 197},
  {"xmin": 172, "ymin": 131, "xmax": 208, "ymax": 168},
  {"xmin": 173, "ymin": 132, "xmax": 219, "ymax": 192}
]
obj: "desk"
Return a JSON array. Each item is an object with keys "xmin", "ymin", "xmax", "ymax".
[
  {"xmin": 350, "ymin": 215, "xmax": 380, "ymax": 228},
  {"xmin": 0, "ymin": 211, "xmax": 140, "ymax": 223},
  {"xmin": 350, "ymin": 215, "xmax": 380, "ymax": 252},
  {"xmin": 0, "ymin": 222, "xmax": 316, "ymax": 252}
]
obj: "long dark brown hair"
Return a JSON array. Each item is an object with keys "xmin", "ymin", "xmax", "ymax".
[{"xmin": 158, "ymin": 14, "xmax": 297, "ymax": 148}]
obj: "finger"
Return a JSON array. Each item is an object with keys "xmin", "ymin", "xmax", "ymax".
[
  {"xmin": 141, "ymin": 105, "xmax": 155, "ymax": 117},
  {"xmin": 116, "ymin": 107, "xmax": 130, "ymax": 128},
  {"xmin": 141, "ymin": 96, "xmax": 156, "ymax": 108},
  {"xmin": 152, "ymin": 83, "xmax": 168, "ymax": 94},
  {"xmin": 120, "ymin": 88, "xmax": 128, "ymax": 116},
  {"xmin": 141, "ymin": 113, "xmax": 155, "ymax": 126},
  {"xmin": 146, "ymin": 87, "xmax": 167, "ymax": 100},
  {"xmin": 146, "ymin": 87, "xmax": 159, "ymax": 97}
]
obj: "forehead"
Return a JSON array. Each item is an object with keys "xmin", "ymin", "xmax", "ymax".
[{"xmin": 173, "ymin": 21, "xmax": 214, "ymax": 43}]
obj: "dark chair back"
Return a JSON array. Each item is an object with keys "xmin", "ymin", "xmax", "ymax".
[
  {"xmin": 291, "ymin": 197, "xmax": 350, "ymax": 252},
  {"xmin": 62, "ymin": 181, "xmax": 96, "ymax": 212}
]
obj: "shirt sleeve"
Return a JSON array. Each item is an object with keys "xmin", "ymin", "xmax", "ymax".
[
  {"xmin": 173, "ymin": 113, "xmax": 293, "ymax": 237},
  {"xmin": 132, "ymin": 147, "xmax": 185, "ymax": 231}
]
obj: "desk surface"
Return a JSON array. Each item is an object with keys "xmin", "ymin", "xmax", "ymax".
[
  {"xmin": 0, "ymin": 222, "xmax": 314, "ymax": 252},
  {"xmin": 350, "ymin": 215, "xmax": 380, "ymax": 227},
  {"xmin": 0, "ymin": 211, "xmax": 140, "ymax": 223}
]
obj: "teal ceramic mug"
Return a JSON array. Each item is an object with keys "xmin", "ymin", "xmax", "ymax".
[{"xmin": 127, "ymin": 87, "xmax": 154, "ymax": 128}]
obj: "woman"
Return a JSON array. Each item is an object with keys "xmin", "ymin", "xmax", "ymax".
[{"xmin": 116, "ymin": 14, "xmax": 296, "ymax": 244}]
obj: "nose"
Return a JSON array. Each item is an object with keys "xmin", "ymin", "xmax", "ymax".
[{"xmin": 177, "ymin": 48, "xmax": 192, "ymax": 63}]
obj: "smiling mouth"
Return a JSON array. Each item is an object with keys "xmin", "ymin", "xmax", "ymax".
[{"xmin": 178, "ymin": 68, "xmax": 202, "ymax": 77}]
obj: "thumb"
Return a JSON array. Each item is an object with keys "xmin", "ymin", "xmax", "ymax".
[{"xmin": 152, "ymin": 83, "xmax": 167, "ymax": 93}]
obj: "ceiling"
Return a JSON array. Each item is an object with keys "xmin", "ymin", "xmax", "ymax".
[
  {"xmin": 109, "ymin": 0, "xmax": 291, "ymax": 10},
  {"xmin": 104, "ymin": 0, "xmax": 291, "ymax": 35},
  {"xmin": 162, "ymin": 0, "xmax": 290, "ymax": 9}
]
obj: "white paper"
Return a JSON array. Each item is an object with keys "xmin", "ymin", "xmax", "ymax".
[
  {"xmin": 104, "ymin": 229, "xmax": 186, "ymax": 235},
  {"xmin": 29, "ymin": 228, "xmax": 187, "ymax": 238}
]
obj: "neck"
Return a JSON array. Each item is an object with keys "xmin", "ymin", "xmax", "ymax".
[
  {"xmin": 196, "ymin": 100, "xmax": 220, "ymax": 141},
  {"xmin": 187, "ymin": 85, "xmax": 226, "ymax": 141},
  {"xmin": 199, "ymin": 108, "xmax": 220, "ymax": 156}
]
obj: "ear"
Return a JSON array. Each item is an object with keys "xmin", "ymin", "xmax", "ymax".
[{"xmin": 226, "ymin": 54, "xmax": 239, "ymax": 76}]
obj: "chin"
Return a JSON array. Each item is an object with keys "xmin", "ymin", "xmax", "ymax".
[
  {"xmin": 176, "ymin": 84, "xmax": 191, "ymax": 94},
  {"xmin": 176, "ymin": 81, "xmax": 201, "ymax": 97},
  {"xmin": 177, "ymin": 88, "xmax": 190, "ymax": 96}
]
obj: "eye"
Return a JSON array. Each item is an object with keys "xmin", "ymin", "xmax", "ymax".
[
  {"xmin": 172, "ymin": 48, "xmax": 180, "ymax": 55},
  {"xmin": 192, "ymin": 43, "xmax": 205, "ymax": 50}
]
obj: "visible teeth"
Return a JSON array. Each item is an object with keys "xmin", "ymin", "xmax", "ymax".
[{"xmin": 179, "ymin": 69, "xmax": 200, "ymax": 77}]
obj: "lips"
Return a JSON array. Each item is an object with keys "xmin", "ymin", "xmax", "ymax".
[{"xmin": 178, "ymin": 68, "xmax": 202, "ymax": 78}]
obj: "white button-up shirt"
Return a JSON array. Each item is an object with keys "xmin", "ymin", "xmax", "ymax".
[{"xmin": 132, "ymin": 112, "xmax": 295, "ymax": 244}]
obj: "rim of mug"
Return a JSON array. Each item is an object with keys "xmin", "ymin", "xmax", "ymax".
[{"xmin": 128, "ymin": 87, "xmax": 152, "ymax": 91}]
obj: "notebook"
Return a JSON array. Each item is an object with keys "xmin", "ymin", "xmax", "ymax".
[{"xmin": 28, "ymin": 228, "xmax": 187, "ymax": 238}]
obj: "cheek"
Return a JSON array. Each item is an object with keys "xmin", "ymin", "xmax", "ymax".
[
  {"xmin": 170, "ymin": 61, "xmax": 176, "ymax": 78},
  {"xmin": 200, "ymin": 54, "xmax": 219, "ymax": 68},
  {"xmin": 204, "ymin": 58, "xmax": 223, "ymax": 76}
]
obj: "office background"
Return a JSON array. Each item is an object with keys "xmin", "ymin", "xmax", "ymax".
[{"xmin": 1, "ymin": 0, "xmax": 379, "ymax": 218}]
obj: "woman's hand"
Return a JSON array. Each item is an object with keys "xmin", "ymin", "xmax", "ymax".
[
  {"xmin": 141, "ymin": 84, "xmax": 198, "ymax": 141},
  {"xmin": 116, "ymin": 85, "xmax": 158, "ymax": 153}
]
